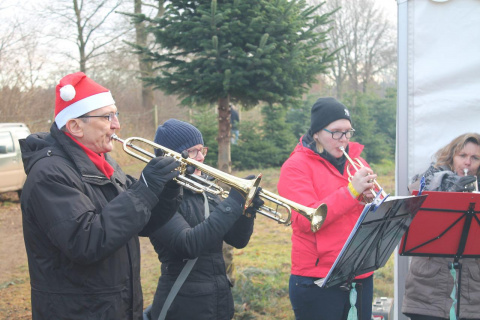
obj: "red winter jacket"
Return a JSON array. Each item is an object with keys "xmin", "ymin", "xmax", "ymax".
[{"xmin": 277, "ymin": 136, "xmax": 373, "ymax": 279}]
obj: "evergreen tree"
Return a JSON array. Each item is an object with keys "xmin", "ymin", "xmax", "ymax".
[
  {"xmin": 191, "ymin": 105, "xmax": 219, "ymax": 167},
  {"xmin": 261, "ymin": 104, "xmax": 297, "ymax": 166},
  {"xmin": 231, "ymin": 121, "xmax": 272, "ymax": 169},
  {"xmin": 373, "ymin": 87, "xmax": 397, "ymax": 159},
  {"xmin": 286, "ymin": 95, "xmax": 317, "ymax": 140},
  {"xmin": 131, "ymin": 0, "xmax": 335, "ymax": 172},
  {"xmin": 344, "ymin": 93, "xmax": 390, "ymax": 164}
]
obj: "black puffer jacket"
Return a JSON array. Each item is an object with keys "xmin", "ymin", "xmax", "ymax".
[
  {"xmin": 20, "ymin": 124, "xmax": 181, "ymax": 320},
  {"xmin": 149, "ymin": 188, "xmax": 255, "ymax": 320}
]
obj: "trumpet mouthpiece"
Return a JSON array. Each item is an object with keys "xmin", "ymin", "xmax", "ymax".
[{"xmin": 464, "ymin": 168, "xmax": 469, "ymax": 176}]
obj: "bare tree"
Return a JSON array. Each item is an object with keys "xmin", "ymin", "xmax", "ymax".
[
  {"xmin": 132, "ymin": 0, "xmax": 165, "ymax": 114},
  {"xmin": 0, "ymin": 21, "xmax": 54, "ymax": 129},
  {"xmin": 313, "ymin": 0, "xmax": 396, "ymax": 98},
  {"xmin": 39, "ymin": 0, "xmax": 130, "ymax": 73}
]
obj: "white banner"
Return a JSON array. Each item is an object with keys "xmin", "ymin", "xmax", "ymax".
[
  {"xmin": 407, "ymin": 0, "xmax": 480, "ymax": 180},
  {"xmin": 396, "ymin": 1, "xmax": 480, "ymax": 319}
]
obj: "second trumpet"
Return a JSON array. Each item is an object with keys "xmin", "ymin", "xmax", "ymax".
[{"xmin": 339, "ymin": 146, "xmax": 387, "ymax": 201}]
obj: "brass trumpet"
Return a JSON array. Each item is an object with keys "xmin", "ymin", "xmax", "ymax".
[
  {"xmin": 112, "ymin": 134, "xmax": 327, "ymax": 232},
  {"xmin": 339, "ymin": 146, "xmax": 387, "ymax": 201},
  {"xmin": 112, "ymin": 134, "xmax": 261, "ymax": 209}
]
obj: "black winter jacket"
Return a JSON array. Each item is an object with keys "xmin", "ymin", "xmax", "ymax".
[
  {"xmin": 20, "ymin": 124, "xmax": 181, "ymax": 320},
  {"xmin": 149, "ymin": 188, "xmax": 254, "ymax": 320}
]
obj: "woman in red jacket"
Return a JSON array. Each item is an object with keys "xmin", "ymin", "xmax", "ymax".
[{"xmin": 278, "ymin": 97, "xmax": 376, "ymax": 320}]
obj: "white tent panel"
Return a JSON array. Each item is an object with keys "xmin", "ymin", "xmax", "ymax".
[
  {"xmin": 407, "ymin": 0, "xmax": 480, "ymax": 181},
  {"xmin": 396, "ymin": 0, "xmax": 480, "ymax": 319}
]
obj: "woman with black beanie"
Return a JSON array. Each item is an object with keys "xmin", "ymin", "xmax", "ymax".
[{"xmin": 278, "ymin": 97, "xmax": 376, "ymax": 320}]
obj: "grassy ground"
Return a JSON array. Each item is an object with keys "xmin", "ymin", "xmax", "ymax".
[{"xmin": 0, "ymin": 163, "xmax": 395, "ymax": 319}]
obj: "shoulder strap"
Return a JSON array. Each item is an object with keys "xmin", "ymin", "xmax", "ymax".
[{"xmin": 157, "ymin": 192, "xmax": 210, "ymax": 320}]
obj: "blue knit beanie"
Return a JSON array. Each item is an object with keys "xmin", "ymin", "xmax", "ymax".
[{"xmin": 154, "ymin": 119, "xmax": 204, "ymax": 155}]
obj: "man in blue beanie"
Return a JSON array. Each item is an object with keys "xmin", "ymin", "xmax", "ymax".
[{"xmin": 145, "ymin": 119, "xmax": 263, "ymax": 320}]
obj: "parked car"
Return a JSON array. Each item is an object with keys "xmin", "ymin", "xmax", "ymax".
[{"xmin": 0, "ymin": 123, "xmax": 31, "ymax": 196}]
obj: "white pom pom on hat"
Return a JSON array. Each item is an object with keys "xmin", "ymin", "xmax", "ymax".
[
  {"xmin": 60, "ymin": 84, "xmax": 76, "ymax": 101},
  {"xmin": 54, "ymin": 72, "xmax": 115, "ymax": 129}
]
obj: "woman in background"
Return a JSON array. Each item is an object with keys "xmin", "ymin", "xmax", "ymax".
[{"xmin": 402, "ymin": 133, "xmax": 480, "ymax": 320}]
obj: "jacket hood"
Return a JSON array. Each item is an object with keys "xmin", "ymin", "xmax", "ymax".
[{"xmin": 20, "ymin": 131, "xmax": 63, "ymax": 175}]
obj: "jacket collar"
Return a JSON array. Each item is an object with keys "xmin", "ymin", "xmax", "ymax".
[
  {"xmin": 291, "ymin": 135, "xmax": 363, "ymax": 175},
  {"xmin": 25, "ymin": 124, "xmax": 125, "ymax": 184}
]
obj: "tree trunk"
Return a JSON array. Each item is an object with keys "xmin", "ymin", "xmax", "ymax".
[
  {"xmin": 134, "ymin": 0, "xmax": 159, "ymax": 127},
  {"xmin": 73, "ymin": 0, "xmax": 86, "ymax": 73},
  {"xmin": 217, "ymin": 97, "xmax": 231, "ymax": 173}
]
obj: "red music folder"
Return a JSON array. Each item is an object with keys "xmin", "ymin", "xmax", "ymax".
[{"xmin": 399, "ymin": 191, "xmax": 480, "ymax": 257}]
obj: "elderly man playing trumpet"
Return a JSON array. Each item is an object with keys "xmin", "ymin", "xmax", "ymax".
[{"xmin": 20, "ymin": 72, "xmax": 182, "ymax": 320}]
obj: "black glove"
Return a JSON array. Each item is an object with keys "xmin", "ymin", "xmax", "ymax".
[
  {"xmin": 245, "ymin": 187, "xmax": 264, "ymax": 218},
  {"xmin": 141, "ymin": 156, "xmax": 180, "ymax": 197},
  {"xmin": 226, "ymin": 187, "xmax": 246, "ymax": 209},
  {"xmin": 453, "ymin": 175, "xmax": 477, "ymax": 192},
  {"xmin": 241, "ymin": 175, "xmax": 264, "ymax": 218}
]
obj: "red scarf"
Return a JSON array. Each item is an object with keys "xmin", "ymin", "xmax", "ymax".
[{"xmin": 65, "ymin": 132, "xmax": 114, "ymax": 179}]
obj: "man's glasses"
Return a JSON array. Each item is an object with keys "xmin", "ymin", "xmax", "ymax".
[
  {"xmin": 187, "ymin": 147, "xmax": 208, "ymax": 158},
  {"xmin": 78, "ymin": 111, "xmax": 119, "ymax": 122},
  {"xmin": 323, "ymin": 128, "xmax": 355, "ymax": 140}
]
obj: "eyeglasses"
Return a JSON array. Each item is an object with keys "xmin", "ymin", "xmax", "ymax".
[
  {"xmin": 187, "ymin": 147, "xmax": 208, "ymax": 158},
  {"xmin": 323, "ymin": 128, "xmax": 355, "ymax": 140},
  {"xmin": 78, "ymin": 112, "xmax": 119, "ymax": 122}
]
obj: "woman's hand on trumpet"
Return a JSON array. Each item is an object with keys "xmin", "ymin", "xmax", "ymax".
[{"xmin": 348, "ymin": 167, "xmax": 377, "ymax": 202}]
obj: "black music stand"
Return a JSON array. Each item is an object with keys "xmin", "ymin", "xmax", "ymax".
[
  {"xmin": 399, "ymin": 191, "xmax": 480, "ymax": 318},
  {"xmin": 316, "ymin": 194, "xmax": 427, "ymax": 319}
]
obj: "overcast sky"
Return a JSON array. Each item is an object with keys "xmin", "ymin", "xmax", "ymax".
[
  {"xmin": 379, "ymin": 0, "xmax": 398, "ymax": 23},
  {"xmin": 2, "ymin": 0, "xmax": 399, "ymax": 24}
]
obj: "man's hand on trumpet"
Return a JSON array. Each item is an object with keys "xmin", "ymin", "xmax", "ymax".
[
  {"xmin": 141, "ymin": 156, "xmax": 181, "ymax": 197},
  {"xmin": 347, "ymin": 167, "xmax": 377, "ymax": 203}
]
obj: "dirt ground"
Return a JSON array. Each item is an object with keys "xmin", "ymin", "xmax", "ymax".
[
  {"xmin": 0, "ymin": 192, "xmax": 31, "ymax": 319},
  {"xmin": 0, "ymin": 193, "xmax": 26, "ymax": 284}
]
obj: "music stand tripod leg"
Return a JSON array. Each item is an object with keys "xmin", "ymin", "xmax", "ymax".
[{"xmin": 450, "ymin": 202, "xmax": 475, "ymax": 319}]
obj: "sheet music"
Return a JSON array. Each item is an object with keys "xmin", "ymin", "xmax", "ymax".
[
  {"xmin": 316, "ymin": 203, "xmax": 374, "ymax": 287},
  {"xmin": 316, "ymin": 191, "xmax": 426, "ymax": 288}
]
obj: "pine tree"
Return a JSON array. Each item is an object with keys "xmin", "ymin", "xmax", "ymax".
[{"xmin": 133, "ymin": 0, "xmax": 335, "ymax": 172}]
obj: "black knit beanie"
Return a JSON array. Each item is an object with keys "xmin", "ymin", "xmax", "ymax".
[
  {"xmin": 154, "ymin": 119, "xmax": 204, "ymax": 155},
  {"xmin": 309, "ymin": 97, "xmax": 351, "ymax": 135}
]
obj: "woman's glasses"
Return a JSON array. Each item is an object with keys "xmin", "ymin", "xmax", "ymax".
[
  {"xmin": 187, "ymin": 147, "xmax": 208, "ymax": 158},
  {"xmin": 323, "ymin": 128, "xmax": 355, "ymax": 140}
]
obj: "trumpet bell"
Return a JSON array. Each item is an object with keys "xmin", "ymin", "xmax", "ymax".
[
  {"xmin": 260, "ymin": 189, "xmax": 327, "ymax": 233},
  {"xmin": 310, "ymin": 203, "xmax": 328, "ymax": 233}
]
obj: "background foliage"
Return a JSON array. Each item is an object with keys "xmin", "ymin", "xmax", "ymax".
[{"xmin": 193, "ymin": 89, "xmax": 397, "ymax": 170}]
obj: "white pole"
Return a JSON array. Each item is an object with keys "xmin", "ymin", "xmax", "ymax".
[{"xmin": 394, "ymin": 0, "xmax": 410, "ymax": 319}]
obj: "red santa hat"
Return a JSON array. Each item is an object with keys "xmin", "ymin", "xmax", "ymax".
[{"xmin": 55, "ymin": 72, "xmax": 115, "ymax": 129}]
